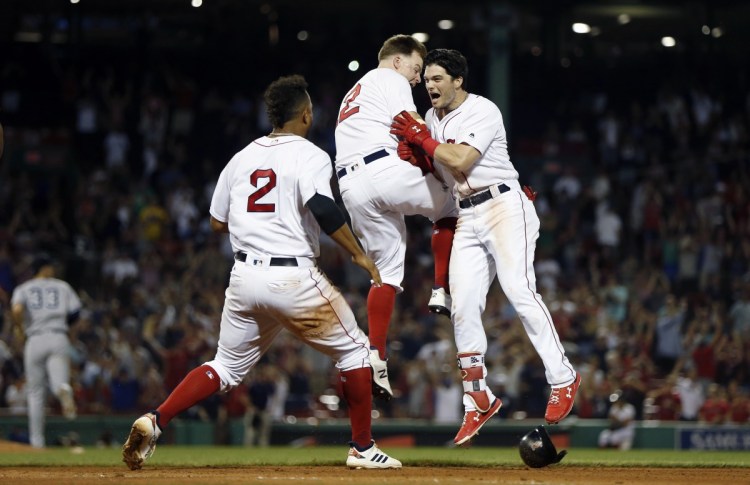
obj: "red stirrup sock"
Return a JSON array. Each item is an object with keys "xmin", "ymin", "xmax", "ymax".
[
  {"xmin": 432, "ymin": 217, "xmax": 457, "ymax": 290},
  {"xmin": 367, "ymin": 284, "xmax": 396, "ymax": 360},
  {"xmin": 341, "ymin": 367, "xmax": 373, "ymax": 448},
  {"xmin": 156, "ymin": 364, "xmax": 221, "ymax": 427}
]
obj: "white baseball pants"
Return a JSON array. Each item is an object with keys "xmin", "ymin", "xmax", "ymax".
[
  {"xmin": 205, "ymin": 258, "xmax": 371, "ymax": 392},
  {"xmin": 449, "ymin": 185, "xmax": 576, "ymax": 386}
]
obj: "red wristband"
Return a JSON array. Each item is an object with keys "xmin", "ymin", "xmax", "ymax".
[{"xmin": 421, "ymin": 137, "xmax": 440, "ymax": 158}]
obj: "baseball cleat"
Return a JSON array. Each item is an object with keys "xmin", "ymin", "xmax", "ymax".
[
  {"xmin": 122, "ymin": 412, "xmax": 162, "ymax": 470},
  {"xmin": 58, "ymin": 384, "xmax": 77, "ymax": 420},
  {"xmin": 346, "ymin": 441, "xmax": 402, "ymax": 469},
  {"xmin": 545, "ymin": 373, "xmax": 581, "ymax": 424},
  {"xmin": 428, "ymin": 287, "xmax": 451, "ymax": 316},
  {"xmin": 369, "ymin": 348, "xmax": 393, "ymax": 401},
  {"xmin": 454, "ymin": 398, "xmax": 502, "ymax": 446}
]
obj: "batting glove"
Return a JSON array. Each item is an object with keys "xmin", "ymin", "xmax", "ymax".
[
  {"xmin": 397, "ymin": 139, "xmax": 435, "ymax": 176},
  {"xmin": 390, "ymin": 111, "xmax": 440, "ymax": 157}
]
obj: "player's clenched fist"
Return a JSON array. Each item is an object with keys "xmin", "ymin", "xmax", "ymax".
[
  {"xmin": 390, "ymin": 111, "xmax": 440, "ymax": 157},
  {"xmin": 397, "ymin": 139, "xmax": 434, "ymax": 176}
]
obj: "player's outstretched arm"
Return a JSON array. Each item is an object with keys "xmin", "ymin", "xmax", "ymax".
[
  {"xmin": 329, "ymin": 225, "xmax": 382, "ymax": 287},
  {"xmin": 306, "ymin": 193, "xmax": 382, "ymax": 286}
]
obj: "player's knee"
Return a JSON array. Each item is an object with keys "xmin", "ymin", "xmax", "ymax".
[
  {"xmin": 337, "ymin": 346, "xmax": 370, "ymax": 372},
  {"xmin": 203, "ymin": 360, "xmax": 241, "ymax": 392}
]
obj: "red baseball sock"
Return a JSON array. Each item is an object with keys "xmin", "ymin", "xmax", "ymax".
[
  {"xmin": 156, "ymin": 365, "xmax": 221, "ymax": 427},
  {"xmin": 432, "ymin": 217, "xmax": 457, "ymax": 290},
  {"xmin": 341, "ymin": 367, "xmax": 372, "ymax": 448},
  {"xmin": 367, "ymin": 284, "xmax": 396, "ymax": 360}
]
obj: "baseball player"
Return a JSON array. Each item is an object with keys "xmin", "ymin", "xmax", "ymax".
[
  {"xmin": 334, "ymin": 35, "xmax": 458, "ymax": 401},
  {"xmin": 390, "ymin": 49, "xmax": 580, "ymax": 445},
  {"xmin": 122, "ymin": 75, "xmax": 401, "ymax": 470},
  {"xmin": 11, "ymin": 255, "xmax": 80, "ymax": 448}
]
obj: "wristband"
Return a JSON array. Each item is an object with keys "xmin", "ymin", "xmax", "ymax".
[{"xmin": 421, "ymin": 137, "xmax": 440, "ymax": 158}]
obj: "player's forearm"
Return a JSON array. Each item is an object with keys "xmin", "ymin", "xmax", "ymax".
[
  {"xmin": 328, "ymin": 224, "xmax": 367, "ymax": 260},
  {"xmin": 210, "ymin": 216, "xmax": 229, "ymax": 233},
  {"xmin": 433, "ymin": 143, "xmax": 480, "ymax": 172}
]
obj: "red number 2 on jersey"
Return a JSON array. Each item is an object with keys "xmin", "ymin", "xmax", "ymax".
[
  {"xmin": 337, "ymin": 83, "xmax": 361, "ymax": 124},
  {"xmin": 247, "ymin": 169, "xmax": 276, "ymax": 212}
]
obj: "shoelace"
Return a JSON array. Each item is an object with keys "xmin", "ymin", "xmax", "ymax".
[{"xmin": 548, "ymin": 389, "xmax": 561, "ymax": 405}]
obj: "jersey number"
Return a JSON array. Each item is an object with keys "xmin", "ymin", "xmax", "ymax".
[
  {"xmin": 247, "ymin": 169, "xmax": 277, "ymax": 212},
  {"xmin": 29, "ymin": 287, "xmax": 60, "ymax": 310},
  {"xmin": 337, "ymin": 83, "xmax": 361, "ymax": 124}
]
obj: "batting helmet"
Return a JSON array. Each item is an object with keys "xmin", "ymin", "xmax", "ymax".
[{"xmin": 518, "ymin": 425, "xmax": 567, "ymax": 468}]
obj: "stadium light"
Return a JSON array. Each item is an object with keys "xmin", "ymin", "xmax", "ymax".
[
  {"xmin": 617, "ymin": 14, "xmax": 630, "ymax": 25},
  {"xmin": 191, "ymin": 0, "xmax": 202, "ymax": 7},
  {"xmin": 438, "ymin": 20, "xmax": 454, "ymax": 30},
  {"xmin": 572, "ymin": 23, "xmax": 591, "ymax": 34},
  {"xmin": 297, "ymin": 30, "xmax": 309, "ymax": 41},
  {"xmin": 711, "ymin": 27, "xmax": 723, "ymax": 38},
  {"xmin": 348, "ymin": 60, "xmax": 360, "ymax": 72},
  {"xmin": 70, "ymin": 0, "xmax": 80, "ymax": 4},
  {"xmin": 661, "ymin": 36, "xmax": 676, "ymax": 47},
  {"xmin": 412, "ymin": 32, "xmax": 429, "ymax": 43},
  {"xmin": 702, "ymin": 25, "xmax": 711, "ymax": 35}
]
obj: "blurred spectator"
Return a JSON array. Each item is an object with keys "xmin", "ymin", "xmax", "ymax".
[
  {"xmin": 653, "ymin": 295, "xmax": 687, "ymax": 376},
  {"xmin": 598, "ymin": 394, "xmax": 636, "ymax": 450},
  {"xmin": 243, "ymin": 365, "xmax": 276, "ymax": 447},
  {"xmin": 698, "ymin": 383, "xmax": 729, "ymax": 425}
]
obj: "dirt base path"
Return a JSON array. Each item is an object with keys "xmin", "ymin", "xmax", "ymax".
[{"xmin": 1, "ymin": 466, "xmax": 748, "ymax": 485}]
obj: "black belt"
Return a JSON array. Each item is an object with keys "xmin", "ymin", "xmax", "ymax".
[
  {"xmin": 336, "ymin": 149, "xmax": 388, "ymax": 179},
  {"xmin": 458, "ymin": 184, "xmax": 511, "ymax": 209},
  {"xmin": 235, "ymin": 252, "xmax": 298, "ymax": 266}
]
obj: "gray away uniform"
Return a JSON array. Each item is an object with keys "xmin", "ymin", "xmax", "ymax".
[{"xmin": 11, "ymin": 277, "xmax": 81, "ymax": 448}]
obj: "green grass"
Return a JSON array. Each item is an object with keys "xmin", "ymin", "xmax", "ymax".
[{"xmin": 1, "ymin": 446, "xmax": 748, "ymax": 468}]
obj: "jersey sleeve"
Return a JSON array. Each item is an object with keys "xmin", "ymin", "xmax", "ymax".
[
  {"xmin": 300, "ymin": 148, "xmax": 334, "ymax": 204},
  {"xmin": 454, "ymin": 99, "xmax": 502, "ymax": 155},
  {"xmin": 209, "ymin": 161, "xmax": 232, "ymax": 223},
  {"xmin": 10, "ymin": 287, "xmax": 25, "ymax": 307}
]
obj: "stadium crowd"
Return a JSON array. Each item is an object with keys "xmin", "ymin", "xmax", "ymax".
[{"xmin": 1, "ymin": 47, "xmax": 749, "ymax": 446}]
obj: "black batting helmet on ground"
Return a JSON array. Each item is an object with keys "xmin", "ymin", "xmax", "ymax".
[{"xmin": 518, "ymin": 425, "xmax": 568, "ymax": 468}]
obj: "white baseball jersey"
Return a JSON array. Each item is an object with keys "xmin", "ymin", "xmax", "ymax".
[
  {"xmin": 425, "ymin": 94, "xmax": 519, "ymax": 198},
  {"xmin": 334, "ymin": 68, "xmax": 416, "ymax": 166},
  {"xmin": 210, "ymin": 135, "xmax": 333, "ymax": 258}
]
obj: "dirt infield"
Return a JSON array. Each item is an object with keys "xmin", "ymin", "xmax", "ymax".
[{"xmin": 1, "ymin": 466, "xmax": 748, "ymax": 485}]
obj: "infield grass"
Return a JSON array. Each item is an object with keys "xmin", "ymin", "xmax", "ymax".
[{"xmin": 0, "ymin": 446, "xmax": 748, "ymax": 468}]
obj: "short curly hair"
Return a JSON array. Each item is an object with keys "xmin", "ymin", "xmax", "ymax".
[
  {"xmin": 264, "ymin": 75, "xmax": 309, "ymax": 128},
  {"xmin": 424, "ymin": 49, "xmax": 469, "ymax": 89}
]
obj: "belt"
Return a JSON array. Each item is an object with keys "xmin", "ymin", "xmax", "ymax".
[
  {"xmin": 336, "ymin": 149, "xmax": 388, "ymax": 179},
  {"xmin": 235, "ymin": 252, "xmax": 298, "ymax": 266},
  {"xmin": 458, "ymin": 184, "xmax": 511, "ymax": 209}
]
